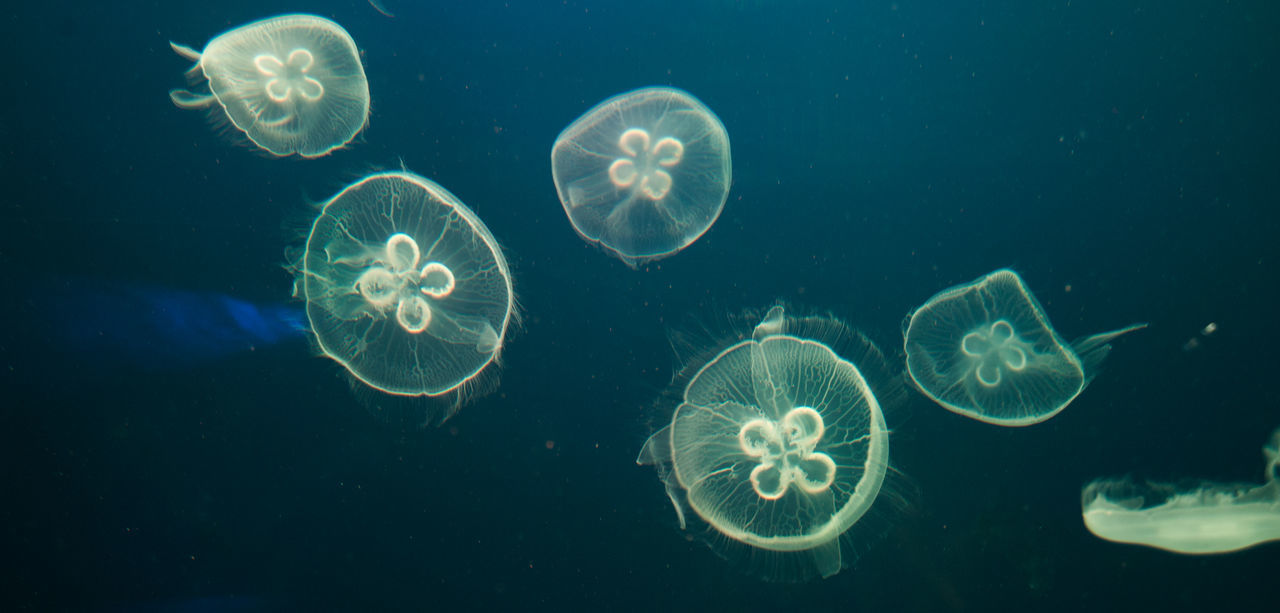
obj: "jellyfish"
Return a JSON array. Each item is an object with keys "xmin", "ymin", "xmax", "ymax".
[
  {"xmin": 1082, "ymin": 426, "xmax": 1280, "ymax": 554},
  {"xmin": 293, "ymin": 171, "xmax": 514, "ymax": 423},
  {"xmin": 902, "ymin": 269, "xmax": 1145, "ymax": 426},
  {"xmin": 169, "ymin": 14, "xmax": 370, "ymax": 158},
  {"xmin": 550, "ymin": 87, "xmax": 731, "ymax": 267},
  {"xmin": 637, "ymin": 306, "xmax": 895, "ymax": 581}
]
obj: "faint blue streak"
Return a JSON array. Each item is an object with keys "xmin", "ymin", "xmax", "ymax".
[{"xmin": 43, "ymin": 278, "xmax": 306, "ymax": 371}]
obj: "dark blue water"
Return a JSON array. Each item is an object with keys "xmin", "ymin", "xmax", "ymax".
[{"xmin": 3, "ymin": 1, "xmax": 1277, "ymax": 610}]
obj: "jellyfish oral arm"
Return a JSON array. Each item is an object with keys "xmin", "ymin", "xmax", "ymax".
[
  {"xmin": 169, "ymin": 41, "xmax": 202, "ymax": 62},
  {"xmin": 167, "ymin": 41, "xmax": 212, "ymax": 109},
  {"xmin": 170, "ymin": 89, "xmax": 215, "ymax": 109}
]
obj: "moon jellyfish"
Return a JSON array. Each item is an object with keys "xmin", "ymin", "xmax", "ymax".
[
  {"xmin": 294, "ymin": 171, "xmax": 514, "ymax": 423},
  {"xmin": 1082, "ymin": 426, "xmax": 1280, "ymax": 554},
  {"xmin": 638, "ymin": 306, "xmax": 894, "ymax": 581},
  {"xmin": 169, "ymin": 14, "xmax": 370, "ymax": 158},
  {"xmin": 903, "ymin": 269, "xmax": 1145, "ymax": 426},
  {"xmin": 551, "ymin": 87, "xmax": 731, "ymax": 267}
]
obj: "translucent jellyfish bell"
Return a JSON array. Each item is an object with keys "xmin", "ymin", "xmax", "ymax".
[
  {"xmin": 638, "ymin": 306, "xmax": 892, "ymax": 581},
  {"xmin": 295, "ymin": 171, "xmax": 514, "ymax": 422},
  {"xmin": 1082, "ymin": 427, "xmax": 1280, "ymax": 554},
  {"xmin": 551, "ymin": 87, "xmax": 732, "ymax": 267},
  {"xmin": 903, "ymin": 269, "xmax": 1145, "ymax": 426},
  {"xmin": 169, "ymin": 14, "xmax": 370, "ymax": 158}
]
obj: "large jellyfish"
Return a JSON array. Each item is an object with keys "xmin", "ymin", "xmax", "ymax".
[
  {"xmin": 637, "ymin": 306, "xmax": 894, "ymax": 581},
  {"xmin": 294, "ymin": 171, "xmax": 514, "ymax": 423},
  {"xmin": 903, "ymin": 269, "xmax": 1145, "ymax": 426},
  {"xmin": 1082, "ymin": 427, "xmax": 1280, "ymax": 554},
  {"xmin": 169, "ymin": 14, "xmax": 370, "ymax": 158},
  {"xmin": 551, "ymin": 87, "xmax": 731, "ymax": 267}
]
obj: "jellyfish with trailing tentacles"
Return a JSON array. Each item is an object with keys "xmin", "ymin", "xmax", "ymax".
[
  {"xmin": 169, "ymin": 14, "xmax": 369, "ymax": 158},
  {"xmin": 551, "ymin": 87, "xmax": 731, "ymax": 267},
  {"xmin": 294, "ymin": 171, "xmax": 514, "ymax": 424},
  {"xmin": 902, "ymin": 269, "xmax": 1145, "ymax": 426},
  {"xmin": 638, "ymin": 306, "xmax": 897, "ymax": 581},
  {"xmin": 1082, "ymin": 426, "xmax": 1280, "ymax": 554}
]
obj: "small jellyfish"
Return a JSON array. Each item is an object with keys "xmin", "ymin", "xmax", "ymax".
[
  {"xmin": 169, "ymin": 14, "xmax": 370, "ymax": 158},
  {"xmin": 1082, "ymin": 426, "xmax": 1280, "ymax": 554},
  {"xmin": 294, "ymin": 171, "xmax": 514, "ymax": 423},
  {"xmin": 551, "ymin": 87, "xmax": 731, "ymax": 267},
  {"xmin": 637, "ymin": 306, "xmax": 894, "ymax": 581},
  {"xmin": 903, "ymin": 269, "xmax": 1145, "ymax": 426}
]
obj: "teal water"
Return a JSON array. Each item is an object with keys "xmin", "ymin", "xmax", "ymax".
[{"xmin": 2, "ymin": 1, "xmax": 1277, "ymax": 610}]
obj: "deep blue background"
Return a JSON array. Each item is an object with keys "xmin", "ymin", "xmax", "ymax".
[{"xmin": 2, "ymin": 0, "xmax": 1277, "ymax": 610}]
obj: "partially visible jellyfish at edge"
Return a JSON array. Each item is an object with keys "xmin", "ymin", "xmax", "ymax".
[
  {"xmin": 903, "ymin": 268, "xmax": 1145, "ymax": 426},
  {"xmin": 290, "ymin": 171, "xmax": 515, "ymax": 426},
  {"xmin": 1082, "ymin": 426, "xmax": 1280, "ymax": 554},
  {"xmin": 169, "ymin": 14, "xmax": 370, "ymax": 158},
  {"xmin": 637, "ymin": 305, "xmax": 902, "ymax": 581},
  {"xmin": 551, "ymin": 86, "xmax": 732, "ymax": 268}
]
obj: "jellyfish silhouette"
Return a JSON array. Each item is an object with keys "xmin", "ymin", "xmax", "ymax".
[
  {"xmin": 903, "ymin": 269, "xmax": 1145, "ymax": 426},
  {"xmin": 169, "ymin": 14, "xmax": 370, "ymax": 158},
  {"xmin": 293, "ymin": 171, "xmax": 514, "ymax": 423},
  {"xmin": 551, "ymin": 87, "xmax": 731, "ymax": 267},
  {"xmin": 638, "ymin": 306, "xmax": 895, "ymax": 581},
  {"xmin": 1082, "ymin": 426, "xmax": 1280, "ymax": 554}
]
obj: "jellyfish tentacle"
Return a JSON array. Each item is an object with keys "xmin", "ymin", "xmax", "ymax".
[{"xmin": 169, "ymin": 89, "xmax": 216, "ymax": 109}]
